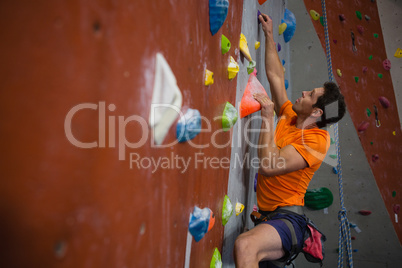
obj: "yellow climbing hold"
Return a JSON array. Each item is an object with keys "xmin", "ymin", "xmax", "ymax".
[
  {"xmin": 228, "ymin": 56, "xmax": 239, "ymax": 80},
  {"xmin": 310, "ymin": 10, "xmax": 320, "ymax": 21},
  {"xmin": 283, "ymin": 66, "xmax": 286, "ymax": 73},
  {"xmin": 393, "ymin": 131, "xmax": 396, "ymax": 136},
  {"xmin": 278, "ymin": 23, "xmax": 287, "ymax": 35},
  {"xmin": 235, "ymin": 202, "xmax": 244, "ymax": 216},
  {"xmin": 394, "ymin": 48, "xmax": 402, "ymax": 58},
  {"xmin": 255, "ymin": 41, "xmax": 261, "ymax": 50},
  {"xmin": 336, "ymin": 69, "xmax": 342, "ymax": 77},
  {"xmin": 204, "ymin": 69, "xmax": 214, "ymax": 86},
  {"xmin": 239, "ymin": 33, "xmax": 252, "ymax": 61}
]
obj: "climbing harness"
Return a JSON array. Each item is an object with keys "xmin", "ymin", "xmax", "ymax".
[
  {"xmin": 251, "ymin": 206, "xmax": 326, "ymax": 267},
  {"xmin": 320, "ymin": 0, "xmax": 354, "ymax": 267}
]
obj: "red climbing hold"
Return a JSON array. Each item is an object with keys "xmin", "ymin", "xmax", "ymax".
[
  {"xmin": 351, "ymin": 236, "xmax": 356, "ymax": 240},
  {"xmin": 362, "ymin": 66, "xmax": 368, "ymax": 73},
  {"xmin": 357, "ymin": 25, "xmax": 364, "ymax": 34},
  {"xmin": 240, "ymin": 69, "xmax": 268, "ymax": 118},
  {"xmin": 372, "ymin": 154, "xmax": 379, "ymax": 162},
  {"xmin": 357, "ymin": 121, "xmax": 369, "ymax": 132},
  {"xmin": 379, "ymin": 96, "xmax": 390, "ymax": 108},
  {"xmin": 393, "ymin": 204, "xmax": 400, "ymax": 214},
  {"xmin": 359, "ymin": 210, "xmax": 372, "ymax": 216},
  {"xmin": 258, "ymin": 0, "xmax": 267, "ymax": 5},
  {"xmin": 383, "ymin": 59, "xmax": 391, "ymax": 70},
  {"xmin": 339, "ymin": 14, "xmax": 346, "ymax": 21}
]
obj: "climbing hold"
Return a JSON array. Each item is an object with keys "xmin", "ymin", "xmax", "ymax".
[
  {"xmin": 278, "ymin": 23, "xmax": 287, "ymax": 35},
  {"xmin": 221, "ymin": 34, "xmax": 231, "ymax": 54},
  {"xmin": 255, "ymin": 41, "xmax": 260, "ymax": 50},
  {"xmin": 309, "ymin": 10, "xmax": 320, "ymax": 21},
  {"xmin": 284, "ymin": 79, "xmax": 289, "ymax": 90},
  {"xmin": 247, "ymin": 60, "xmax": 256, "ymax": 75},
  {"xmin": 282, "ymin": 59, "xmax": 286, "ymax": 65},
  {"xmin": 222, "ymin": 102, "xmax": 238, "ymax": 131},
  {"xmin": 383, "ymin": 59, "xmax": 391, "ymax": 70},
  {"xmin": 329, "ymin": 154, "xmax": 337, "ymax": 159},
  {"xmin": 319, "ymin": 16, "xmax": 324, "ymax": 26},
  {"xmin": 240, "ymin": 69, "xmax": 268, "ymax": 118},
  {"xmin": 283, "ymin": 67, "xmax": 286, "ymax": 74},
  {"xmin": 374, "ymin": 105, "xmax": 381, "ymax": 127},
  {"xmin": 359, "ymin": 210, "xmax": 372, "ymax": 216},
  {"xmin": 176, "ymin": 109, "xmax": 201, "ymax": 143},
  {"xmin": 357, "ymin": 121, "xmax": 369, "ymax": 132},
  {"xmin": 393, "ymin": 204, "xmax": 400, "ymax": 223},
  {"xmin": 379, "ymin": 96, "xmax": 390, "ymax": 108},
  {"xmin": 394, "ymin": 48, "xmax": 402, "ymax": 58},
  {"xmin": 227, "ymin": 56, "xmax": 239, "ymax": 80},
  {"xmin": 362, "ymin": 66, "xmax": 368, "ymax": 73},
  {"xmin": 209, "ymin": 0, "xmax": 229, "ymax": 36},
  {"xmin": 378, "ymin": 73, "xmax": 383, "ymax": 79},
  {"xmin": 336, "ymin": 69, "xmax": 342, "ymax": 77},
  {"xmin": 149, "ymin": 53, "xmax": 183, "ymax": 145},
  {"xmin": 277, "ymin": 43, "xmax": 281, "ymax": 52},
  {"xmin": 235, "ymin": 202, "xmax": 245, "ymax": 216},
  {"xmin": 392, "ymin": 191, "xmax": 397, "ymax": 197},
  {"xmin": 258, "ymin": 0, "xmax": 267, "ymax": 4},
  {"xmin": 330, "ymin": 138, "xmax": 335, "ymax": 144},
  {"xmin": 282, "ymin": 9, "xmax": 296, "ymax": 43},
  {"xmin": 333, "ymin": 39, "xmax": 337, "ymax": 44},
  {"xmin": 393, "ymin": 131, "xmax": 396, "ymax": 136},
  {"xmin": 368, "ymin": 55, "xmax": 373, "ymax": 60},
  {"xmin": 365, "ymin": 15, "xmax": 371, "ymax": 21},
  {"xmin": 357, "ymin": 25, "xmax": 364, "ymax": 34},
  {"xmin": 354, "ymin": 76, "xmax": 359, "ymax": 83},
  {"xmin": 370, "ymin": 141, "xmax": 374, "ymax": 145},
  {"xmin": 373, "ymin": 33, "xmax": 379, "ymax": 38},
  {"xmin": 366, "ymin": 108, "xmax": 371, "ymax": 117},
  {"xmin": 351, "ymin": 236, "xmax": 356, "ymax": 240},
  {"xmin": 372, "ymin": 154, "xmax": 379, "ymax": 162},
  {"xmin": 205, "ymin": 69, "xmax": 214, "ymax": 86},
  {"xmin": 254, "ymin": 173, "xmax": 258, "ymax": 192},
  {"xmin": 253, "ymin": 204, "xmax": 258, "ymax": 212},
  {"xmin": 353, "ymin": 249, "xmax": 358, "ymax": 253},
  {"xmin": 222, "ymin": 195, "xmax": 233, "ymax": 226},
  {"xmin": 257, "ymin": 10, "xmax": 262, "ymax": 24},
  {"xmin": 332, "ymin": 167, "xmax": 338, "ymax": 174},
  {"xmin": 305, "ymin": 187, "xmax": 334, "ymax": 210},
  {"xmin": 239, "ymin": 33, "xmax": 252, "ymax": 61},
  {"xmin": 339, "ymin": 14, "xmax": 346, "ymax": 21},
  {"xmin": 210, "ymin": 248, "xmax": 222, "ymax": 268},
  {"xmin": 356, "ymin": 11, "xmax": 362, "ymax": 20},
  {"xmin": 189, "ymin": 206, "xmax": 215, "ymax": 242}
]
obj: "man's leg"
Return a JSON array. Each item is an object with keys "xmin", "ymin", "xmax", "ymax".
[{"xmin": 234, "ymin": 223, "xmax": 285, "ymax": 268}]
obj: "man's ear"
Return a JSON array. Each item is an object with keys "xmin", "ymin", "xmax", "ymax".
[{"xmin": 311, "ymin": 108, "xmax": 323, "ymax": 118}]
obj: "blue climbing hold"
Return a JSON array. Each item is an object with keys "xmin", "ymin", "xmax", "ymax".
[
  {"xmin": 254, "ymin": 173, "xmax": 258, "ymax": 192},
  {"xmin": 277, "ymin": 43, "xmax": 281, "ymax": 52},
  {"xmin": 282, "ymin": 9, "xmax": 296, "ymax": 43},
  {"xmin": 285, "ymin": 79, "xmax": 289, "ymax": 89},
  {"xmin": 176, "ymin": 109, "xmax": 201, "ymax": 143},
  {"xmin": 209, "ymin": 0, "xmax": 229, "ymax": 35},
  {"xmin": 282, "ymin": 59, "xmax": 285, "ymax": 65},
  {"xmin": 189, "ymin": 206, "xmax": 215, "ymax": 242},
  {"xmin": 332, "ymin": 167, "xmax": 338, "ymax": 174}
]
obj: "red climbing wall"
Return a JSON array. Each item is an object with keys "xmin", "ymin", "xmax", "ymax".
[
  {"xmin": 0, "ymin": 0, "xmax": 243, "ymax": 267},
  {"xmin": 304, "ymin": 0, "xmax": 402, "ymax": 244}
]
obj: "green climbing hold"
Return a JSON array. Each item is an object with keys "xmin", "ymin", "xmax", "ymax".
[
  {"xmin": 392, "ymin": 191, "xmax": 396, "ymax": 197},
  {"xmin": 320, "ymin": 16, "xmax": 324, "ymax": 26},
  {"xmin": 221, "ymin": 34, "xmax": 231, "ymax": 54},
  {"xmin": 378, "ymin": 73, "xmax": 383, "ymax": 78},
  {"xmin": 305, "ymin": 187, "xmax": 334, "ymax": 210},
  {"xmin": 369, "ymin": 55, "xmax": 373, "ymax": 60},
  {"xmin": 247, "ymin": 60, "xmax": 256, "ymax": 75},
  {"xmin": 210, "ymin": 248, "xmax": 222, "ymax": 268},
  {"xmin": 222, "ymin": 102, "xmax": 238, "ymax": 131},
  {"xmin": 222, "ymin": 195, "xmax": 233, "ymax": 226},
  {"xmin": 330, "ymin": 138, "xmax": 335, "ymax": 145},
  {"xmin": 373, "ymin": 33, "xmax": 379, "ymax": 38},
  {"xmin": 354, "ymin": 76, "xmax": 359, "ymax": 83},
  {"xmin": 356, "ymin": 11, "xmax": 362, "ymax": 20},
  {"xmin": 366, "ymin": 108, "xmax": 371, "ymax": 117},
  {"xmin": 370, "ymin": 141, "xmax": 374, "ymax": 145},
  {"xmin": 329, "ymin": 154, "xmax": 337, "ymax": 159}
]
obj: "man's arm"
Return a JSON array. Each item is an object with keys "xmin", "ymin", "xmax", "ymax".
[
  {"xmin": 259, "ymin": 13, "xmax": 288, "ymax": 115},
  {"xmin": 254, "ymin": 93, "xmax": 307, "ymax": 176}
]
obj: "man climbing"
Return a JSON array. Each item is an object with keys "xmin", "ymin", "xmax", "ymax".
[{"xmin": 233, "ymin": 13, "xmax": 346, "ymax": 268}]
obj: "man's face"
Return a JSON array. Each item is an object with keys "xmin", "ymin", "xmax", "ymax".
[{"xmin": 293, "ymin": 87, "xmax": 325, "ymax": 116}]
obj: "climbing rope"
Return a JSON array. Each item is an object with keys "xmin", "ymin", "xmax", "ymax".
[{"xmin": 320, "ymin": 0, "xmax": 354, "ymax": 267}]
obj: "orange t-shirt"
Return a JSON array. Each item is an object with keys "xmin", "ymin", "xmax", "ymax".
[{"xmin": 256, "ymin": 100, "xmax": 330, "ymax": 211}]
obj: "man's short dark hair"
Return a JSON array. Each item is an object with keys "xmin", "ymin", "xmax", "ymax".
[{"xmin": 313, "ymin": 81, "xmax": 346, "ymax": 128}]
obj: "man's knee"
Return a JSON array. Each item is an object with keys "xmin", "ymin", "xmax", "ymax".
[{"xmin": 234, "ymin": 233, "xmax": 255, "ymax": 259}]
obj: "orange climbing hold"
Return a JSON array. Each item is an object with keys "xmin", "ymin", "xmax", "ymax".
[{"xmin": 240, "ymin": 69, "xmax": 268, "ymax": 118}]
